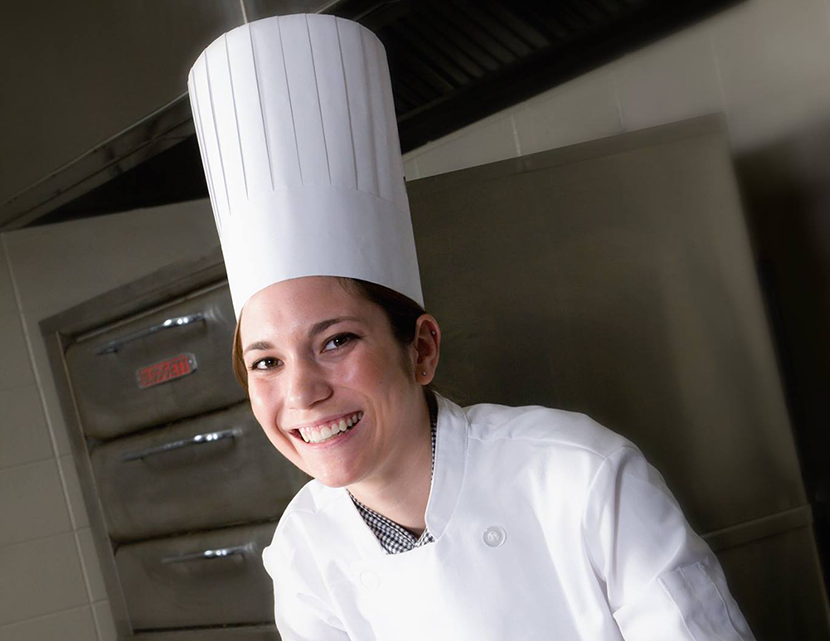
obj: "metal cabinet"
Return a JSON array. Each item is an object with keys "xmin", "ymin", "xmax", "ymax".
[
  {"xmin": 41, "ymin": 252, "xmax": 295, "ymax": 639},
  {"xmin": 66, "ymin": 283, "xmax": 244, "ymax": 439},
  {"xmin": 92, "ymin": 402, "xmax": 307, "ymax": 541},
  {"xmin": 117, "ymin": 523, "xmax": 278, "ymax": 630}
]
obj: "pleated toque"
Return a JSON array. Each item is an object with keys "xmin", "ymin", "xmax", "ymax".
[{"xmin": 188, "ymin": 14, "xmax": 423, "ymax": 317}]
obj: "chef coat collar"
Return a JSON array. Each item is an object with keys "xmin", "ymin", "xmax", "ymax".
[
  {"xmin": 423, "ymin": 392, "xmax": 469, "ymax": 540},
  {"xmin": 340, "ymin": 392, "xmax": 468, "ymax": 559}
]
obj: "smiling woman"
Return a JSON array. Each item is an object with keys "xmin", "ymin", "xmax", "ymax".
[
  {"xmin": 236, "ymin": 277, "xmax": 439, "ymax": 514},
  {"xmin": 187, "ymin": 12, "xmax": 756, "ymax": 641}
]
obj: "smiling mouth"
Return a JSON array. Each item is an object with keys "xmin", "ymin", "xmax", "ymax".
[{"xmin": 296, "ymin": 412, "xmax": 363, "ymax": 444}]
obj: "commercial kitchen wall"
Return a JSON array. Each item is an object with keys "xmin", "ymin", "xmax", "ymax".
[
  {"xmin": 401, "ymin": 0, "xmax": 830, "ymax": 180},
  {"xmin": 1, "ymin": 0, "xmax": 829, "ymax": 638},
  {"xmin": 0, "ymin": 203, "xmax": 220, "ymax": 640}
]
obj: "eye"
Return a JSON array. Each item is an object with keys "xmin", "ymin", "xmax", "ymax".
[
  {"xmin": 250, "ymin": 356, "xmax": 282, "ymax": 371},
  {"xmin": 322, "ymin": 332, "xmax": 358, "ymax": 352}
]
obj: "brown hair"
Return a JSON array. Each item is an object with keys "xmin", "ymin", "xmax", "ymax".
[{"xmin": 231, "ymin": 278, "xmax": 431, "ymax": 395}]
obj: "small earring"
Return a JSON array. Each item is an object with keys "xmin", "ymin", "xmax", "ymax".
[
  {"xmin": 430, "ymin": 330, "xmax": 436, "ymax": 336},
  {"xmin": 422, "ymin": 371, "xmax": 427, "ymax": 376}
]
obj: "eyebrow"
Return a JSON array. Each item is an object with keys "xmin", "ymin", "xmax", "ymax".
[{"xmin": 242, "ymin": 316, "xmax": 360, "ymax": 356}]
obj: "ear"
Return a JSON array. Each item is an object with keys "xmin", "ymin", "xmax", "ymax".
[{"xmin": 411, "ymin": 314, "xmax": 441, "ymax": 385}]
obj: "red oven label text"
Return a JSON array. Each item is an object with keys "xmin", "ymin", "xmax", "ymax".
[{"xmin": 136, "ymin": 354, "xmax": 197, "ymax": 389}]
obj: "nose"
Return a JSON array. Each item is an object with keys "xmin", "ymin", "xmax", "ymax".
[{"xmin": 285, "ymin": 356, "xmax": 332, "ymax": 409}]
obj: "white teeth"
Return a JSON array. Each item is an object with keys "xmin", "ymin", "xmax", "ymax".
[{"xmin": 299, "ymin": 412, "xmax": 362, "ymax": 444}]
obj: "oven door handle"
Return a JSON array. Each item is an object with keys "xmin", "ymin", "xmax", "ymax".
[
  {"xmin": 161, "ymin": 544, "xmax": 253, "ymax": 565},
  {"xmin": 96, "ymin": 313, "xmax": 206, "ymax": 355},
  {"xmin": 120, "ymin": 427, "xmax": 240, "ymax": 462}
]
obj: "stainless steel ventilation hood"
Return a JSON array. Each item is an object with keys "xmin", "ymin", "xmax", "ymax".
[{"xmin": 0, "ymin": 0, "xmax": 742, "ymax": 230}]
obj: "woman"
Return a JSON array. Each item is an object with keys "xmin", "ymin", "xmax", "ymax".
[{"xmin": 189, "ymin": 13, "xmax": 755, "ymax": 640}]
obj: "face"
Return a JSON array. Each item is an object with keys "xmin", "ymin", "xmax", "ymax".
[{"xmin": 239, "ymin": 276, "xmax": 437, "ymax": 489}]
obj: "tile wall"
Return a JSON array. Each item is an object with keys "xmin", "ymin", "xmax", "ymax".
[
  {"xmin": 402, "ymin": 0, "xmax": 830, "ymax": 179},
  {"xmin": 0, "ymin": 201, "xmax": 218, "ymax": 640},
  {"xmin": 2, "ymin": 0, "xmax": 830, "ymax": 638}
]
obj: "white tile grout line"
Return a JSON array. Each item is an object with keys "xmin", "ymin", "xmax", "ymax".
[
  {"xmin": 0, "ymin": 234, "xmax": 97, "ymax": 607},
  {"xmin": 510, "ymin": 114, "xmax": 522, "ymax": 157},
  {"xmin": 609, "ymin": 66, "xmax": 625, "ymax": 132},
  {"xmin": 1, "ymin": 235, "xmax": 64, "ymax": 474},
  {"xmin": 708, "ymin": 29, "xmax": 731, "ymax": 125},
  {"xmin": 90, "ymin": 599, "xmax": 108, "ymax": 641},
  {"xmin": 0, "ymin": 529, "xmax": 74, "ymax": 553},
  {"xmin": 74, "ymin": 529, "xmax": 98, "ymax": 614},
  {"xmin": 0, "ymin": 378, "xmax": 45, "ymax": 392},
  {"xmin": 0, "ymin": 452, "xmax": 67, "ymax": 473},
  {"xmin": 0, "ymin": 603, "xmax": 93, "ymax": 631}
]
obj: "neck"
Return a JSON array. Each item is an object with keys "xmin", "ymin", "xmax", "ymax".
[{"xmin": 348, "ymin": 393, "xmax": 433, "ymax": 535}]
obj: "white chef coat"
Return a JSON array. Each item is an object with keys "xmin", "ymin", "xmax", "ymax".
[{"xmin": 263, "ymin": 393, "xmax": 755, "ymax": 640}]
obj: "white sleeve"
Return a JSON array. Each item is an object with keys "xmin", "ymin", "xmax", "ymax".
[
  {"xmin": 262, "ymin": 535, "xmax": 351, "ymax": 640},
  {"xmin": 581, "ymin": 445, "xmax": 756, "ymax": 640}
]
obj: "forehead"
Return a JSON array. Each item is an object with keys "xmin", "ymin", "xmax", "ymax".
[{"xmin": 238, "ymin": 276, "xmax": 375, "ymax": 343}]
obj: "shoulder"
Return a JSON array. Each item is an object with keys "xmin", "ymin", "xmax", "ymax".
[
  {"xmin": 263, "ymin": 479, "xmax": 353, "ymax": 584},
  {"xmin": 266, "ymin": 479, "xmax": 348, "ymax": 560},
  {"xmin": 460, "ymin": 400, "xmax": 632, "ymax": 461},
  {"xmin": 441, "ymin": 397, "xmax": 648, "ymax": 529},
  {"xmin": 282, "ymin": 477, "xmax": 345, "ymax": 518}
]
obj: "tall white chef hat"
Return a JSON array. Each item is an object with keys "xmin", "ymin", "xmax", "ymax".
[{"xmin": 188, "ymin": 14, "xmax": 423, "ymax": 317}]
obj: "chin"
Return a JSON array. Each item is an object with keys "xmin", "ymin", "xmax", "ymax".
[
  {"xmin": 309, "ymin": 464, "xmax": 363, "ymax": 489},
  {"xmin": 315, "ymin": 477, "xmax": 348, "ymax": 489},
  {"xmin": 313, "ymin": 472, "xmax": 354, "ymax": 489}
]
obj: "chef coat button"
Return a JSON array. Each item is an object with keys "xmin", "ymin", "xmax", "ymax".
[
  {"xmin": 483, "ymin": 526, "xmax": 506, "ymax": 548},
  {"xmin": 360, "ymin": 571, "xmax": 380, "ymax": 588}
]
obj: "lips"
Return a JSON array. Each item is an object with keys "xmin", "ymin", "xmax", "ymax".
[{"xmin": 294, "ymin": 412, "xmax": 363, "ymax": 444}]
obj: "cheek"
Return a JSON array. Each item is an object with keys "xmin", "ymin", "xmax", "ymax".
[
  {"xmin": 338, "ymin": 348, "xmax": 404, "ymax": 390},
  {"xmin": 247, "ymin": 381, "xmax": 269, "ymax": 416},
  {"xmin": 248, "ymin": 386, "xmax": 296, "ymax": 459},
  {"xmin": 247, "ymin": 381, "xmax": 281, "ymax": 435}
]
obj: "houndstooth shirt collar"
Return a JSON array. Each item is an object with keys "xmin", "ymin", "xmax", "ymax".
[{"xmin": 348, "ymin": 395, "xmax": 438, "ymax": 555}]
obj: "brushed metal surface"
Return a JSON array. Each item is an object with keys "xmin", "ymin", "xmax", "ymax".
[
  {"xmin": 0, "ymin": 94, "xmax": 195, "ymax": 231},
  {"xmin": 407, "ymin": 116, "xmax": 806, "ymax": 535},
  {"xmin": 117, "ymin": 522, "xmax": 277, "ymax": 630},
  {"xmin": 92, "ymin": 402, "xmax": 308, "ymax": 541},
  {"xmin": 65, "ymin": 282, "xmax": 245, "ymax": 439},
  {"xmin": 703, "ymin": 505, "xmax": 813, "ymax": 553},
  {"xmin": 39, "ymin": 246, "xmax": 225, "ymax": 338},
  {"xmin": 717, "ymin": 524, "xmax": 830, "ymax": 640},
  {"xmin": 0, "ymin": 0, "xmax": 242, "ymax": 214}
]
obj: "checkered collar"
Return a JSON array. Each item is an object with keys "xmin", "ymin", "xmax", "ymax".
[{"xmin": 344, "ymin": 393, "xmax": 469, "ymax": 554}]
